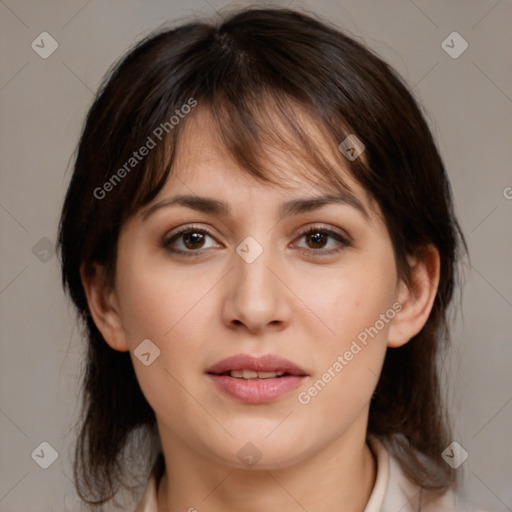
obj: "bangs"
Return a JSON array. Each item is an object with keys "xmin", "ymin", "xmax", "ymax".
[
  {"xmin": 120, "ymin": 29, "xmax": 373, "ymax": 222},
  {"xmin": 126, "ymin": 87, "xmax": 370, "ymax": 223}
]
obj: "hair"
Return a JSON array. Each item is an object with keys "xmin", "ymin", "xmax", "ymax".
[{"xmin": 57, "ymin": 6, "xmax": 467, "ymax": 508}]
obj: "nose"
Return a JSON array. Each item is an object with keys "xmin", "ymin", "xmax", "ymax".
[{"xmin": 221, "ymin": 239, "xmax": 291, "ymax": 334}]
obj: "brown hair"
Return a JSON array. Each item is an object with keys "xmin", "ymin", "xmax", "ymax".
[{"xmin": 57, "ymin": 6, "xmax": 467, "ymax": 508}]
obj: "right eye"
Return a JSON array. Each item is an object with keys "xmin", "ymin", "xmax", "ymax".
[{"xmin": 163, "ymin": 225, "xmax": 221, "ymax": 257}]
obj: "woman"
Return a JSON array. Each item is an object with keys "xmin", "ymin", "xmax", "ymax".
[{"xmin": 57, "ymin": 7, "xmax": 477, "ymax": 511}]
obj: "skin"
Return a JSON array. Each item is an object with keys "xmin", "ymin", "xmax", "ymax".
[{"xmin": 82, "ymin": 106, "xmax": 440, "ymax": 512}]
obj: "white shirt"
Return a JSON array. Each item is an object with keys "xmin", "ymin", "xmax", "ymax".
[{"xmin": 134, "ymin": 436, "xmax": 479, "ymax": 511}]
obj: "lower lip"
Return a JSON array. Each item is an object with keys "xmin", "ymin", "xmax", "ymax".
[{"xmin": 207, "ymin": 374, "xmax": 306, "ymax": 403}]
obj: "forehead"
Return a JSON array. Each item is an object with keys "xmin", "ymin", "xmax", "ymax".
[{"xmin": 160, "ymin": 103, "xmax": 375, "ymax": 211}]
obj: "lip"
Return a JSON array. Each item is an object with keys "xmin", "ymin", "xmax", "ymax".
[
  {"xmin": 206, "ymin": 353, "xmax": 308, "ymax": 376},
  {"xmin": 206, "ymin": 353, "xmax": 308, "ymax": 404}
]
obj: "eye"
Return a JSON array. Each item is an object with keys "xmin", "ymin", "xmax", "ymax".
[
  {"xmin": 163, "ymin": 225, "xmax": 219, "ymax": 257},
  {"xmin": 163, "ymin": 224, "xmax": 351, "ymax": 258},
  {"xmin": 293, "ymin": 225, "xmax": 351, "ymax": 255}
]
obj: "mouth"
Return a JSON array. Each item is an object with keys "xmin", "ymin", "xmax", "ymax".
[
  {"xmin": 206, "ymin": 354, "xmax": 308, "ymax": 403},
  {"xmin": 212, "ymin": 369, "xmax": 293, "ymax": 379}
]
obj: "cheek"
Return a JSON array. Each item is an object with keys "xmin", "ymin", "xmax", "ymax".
[
  {"xmin": 295, "ymin": 244, "xmax": 397, "ymax": 405},
  {"xmin": 115, "ymin": 240, "xmax": 225, "ymax": 343},
  {"xmin": 115, "ymin": 247, "xmax": 207, "ymax": 344},
  {"xmin": 114, "ymin": 258, "xmax": 212, "ymax": 429},
  {"xmin": 112, "ymin": 248, "xmax": 207, "ymax": 386},
  {"xmin": 296, "ymin": 281, "xmax": 393, "ymax": 424},
  {"xmin": 307, "ymin": 252, "xmax": 398, "ymax": 352}
]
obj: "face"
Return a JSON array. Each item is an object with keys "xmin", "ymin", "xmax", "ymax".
[{"xmin": 106, "ymin": 107, "xmax": 404, "ymax": 470}]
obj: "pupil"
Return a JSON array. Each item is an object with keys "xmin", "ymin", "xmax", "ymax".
[
  {"xmin": 184, "ymin": 232, "xmax": 204, "ymax": 249},
  {"xmin": 308, "ymin": 232, "xmax": 326, "ymax": 249}
]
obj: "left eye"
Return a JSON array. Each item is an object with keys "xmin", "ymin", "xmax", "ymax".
[
  {"xmin": 163, "ymin": 226, "xmax": 350, "ymax": 256},
  {"xmin": 293, "ymin": 227, "xmax": 350, "ymax": 254}
]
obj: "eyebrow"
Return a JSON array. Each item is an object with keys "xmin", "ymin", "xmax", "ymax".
[{"xmin": 140, "ymin": 191, "xmax": 369, "ymax": 221}]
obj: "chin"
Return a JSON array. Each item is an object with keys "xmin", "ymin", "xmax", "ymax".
[{"xmin": 206, "ymin": 435, "xmax": 312, "ymax": 471}]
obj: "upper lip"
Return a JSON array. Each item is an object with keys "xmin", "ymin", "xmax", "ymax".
[{"xmin": 206, "ymin": 354, "xmax": 308, "ymax": 376}]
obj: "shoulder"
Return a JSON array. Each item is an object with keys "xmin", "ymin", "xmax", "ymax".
[{"xmin": 367, "ymin": 435, "xmax": 485, "ymax": 512}]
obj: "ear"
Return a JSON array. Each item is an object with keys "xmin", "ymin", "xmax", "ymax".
[
  {"xmin": 80, "ymin": 262, "xmax": 129, "ymax": 352},
  {"xmin": 387, "ymin": 245, "xmax": 440, "ymax": 348}
]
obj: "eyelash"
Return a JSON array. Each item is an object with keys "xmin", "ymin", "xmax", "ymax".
[{"xmin": 162, "ymin": 224, "xmax": 351, "ymax": 258}]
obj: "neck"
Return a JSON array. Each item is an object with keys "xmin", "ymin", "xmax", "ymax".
[{"xmin": 156, "ymin": 426, "xmax": 377, "ymax": 512}]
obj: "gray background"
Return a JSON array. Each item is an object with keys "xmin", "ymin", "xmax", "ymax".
[{"xmin": 1, "ymin": 0, "xmax": 511, "ymax": 511}]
